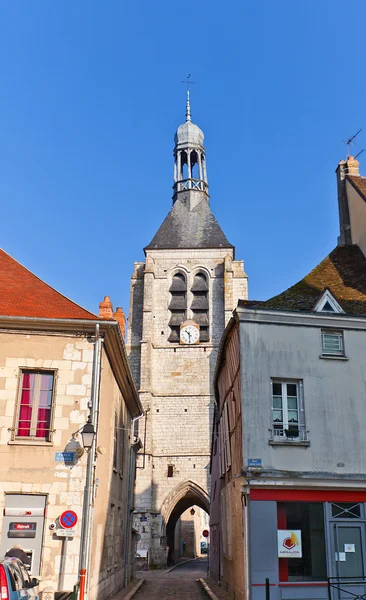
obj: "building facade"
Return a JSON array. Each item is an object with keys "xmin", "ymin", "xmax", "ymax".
[
  {"xmin": 211, "ymin": 155, "xmax": 366, "ymax": 600},
  {"xmin": 0, "ymin": 251, "xmax": 142, "ymax": 600},
  {"xmin": 127, "ymin": 93, "xmax": 248, "ymax": 566}
]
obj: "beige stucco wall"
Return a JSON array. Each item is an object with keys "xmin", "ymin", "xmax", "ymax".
[{"xmin": 0, "ymin": 330, "xmax": 134, "ymax": 600}]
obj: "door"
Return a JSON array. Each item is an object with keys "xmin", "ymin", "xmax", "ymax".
[{"xmin": 330, "ymin": 522, "xmax": 366, "ymax": 600}]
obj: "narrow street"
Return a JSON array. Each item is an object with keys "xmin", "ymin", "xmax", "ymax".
[{"xmin": 134, "ymin": 559, "xmax": 209, "ymax": 600}]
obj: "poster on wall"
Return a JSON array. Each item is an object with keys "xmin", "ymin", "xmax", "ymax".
[{"xmin": 278, "ymin": 530, "xmax": 302, "ymax": 558}]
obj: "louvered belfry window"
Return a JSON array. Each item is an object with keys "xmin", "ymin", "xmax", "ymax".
[
  {"xmin": 191, "ymin": 272, "xmax": 209, "ymax": 342},
  {"xmin": 168, "ymin": 272, "xmax": 187, "ymax": 342}
]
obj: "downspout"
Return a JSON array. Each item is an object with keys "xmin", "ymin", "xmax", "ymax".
[
  {"xmin": 124, "ymin": 415, "xmax": 144, "ymax": 587},
  {"xmin": 242, "ymin": 490, "xmax": 251, "ymax": 600},
  {"xmin": 79, "ymin": 324, "xmax": 102, "ymax": 600}
]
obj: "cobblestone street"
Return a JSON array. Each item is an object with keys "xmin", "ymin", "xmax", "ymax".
[{"xmin": 134, "ymin": 559, "xmax": 208, "ymax": 600}]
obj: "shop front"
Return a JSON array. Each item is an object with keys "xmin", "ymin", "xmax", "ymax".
[{"xmin": 250, "ymin": 489, "xmax": 366, "ymax": 600}]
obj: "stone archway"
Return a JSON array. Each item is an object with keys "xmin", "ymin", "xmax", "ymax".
[{"xmin": 160, "ymin": 481, "xmax": 210, "ymax": 565}]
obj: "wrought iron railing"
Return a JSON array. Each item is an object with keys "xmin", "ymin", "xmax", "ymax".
[{"xmin": 328, "ymin": 576, "xmax": 366, "ymax": 600}]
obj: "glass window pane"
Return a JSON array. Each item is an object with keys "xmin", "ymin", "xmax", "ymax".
[
  {"xmin": 287, "ymin": 384, "xmax": 297, "ymax": 397},
  {"xmin": 40, "ymin": 373, "xmax": 54, "ymax": 390},
  {"xmin": 332, "ymin": 503, "xmax": 361, "ymax": 518},
  {"xmin": 279, "ymin": 502, "xmax": 327, "ymax": 582},
  {"xmin": 273, "ymin": 382, "xmax": 282, "ymax": 396},
  {"xmin": 273, "ymin": 410, "xmax": 283, "ymax": 422},
  {"xmin": 287, "ymin": 397, "xmax": 298, "ymax": 409},
  {"xmin": 287, "ymin": 411, "xmax": 298, "ymax": 423},
  {"xmin": 22, "ymin": 372, "xmax": 36, "ymax": 390},
  {"xmin": 39, "ymin": 390, "xmax": 52, "ymax": 408},
  {"xmin": 336, "ymin": 527, "xmax": 364, "ymax": 577},
  {"xmin": 273, "ymin": 396, "xmax": 282, "ymax": 408}
]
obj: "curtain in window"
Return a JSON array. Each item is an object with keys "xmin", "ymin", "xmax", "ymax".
[
  {"xmin": 17, "ymin": 373, "xmax": 34, "ymax": 436},
  {"xmin": 36, "ymin": 374, "xmax": 53, "ymax": 438}
]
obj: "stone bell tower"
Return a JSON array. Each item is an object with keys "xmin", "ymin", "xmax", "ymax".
[{"xmin": 127, "ymin": 92, "xmax": 248, "ymax": 567}]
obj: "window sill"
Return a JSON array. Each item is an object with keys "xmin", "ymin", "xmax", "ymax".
[
  {"xmin": 8, "ymin": 439, "xmax": 53, "ymax": 447},
  {"xmin": 269, "ymin": 439, "xmax": 310, "ymax": 447},
  {"xmin": 319, "ymin": 354, "xmax": 348, "ymax": 360}
]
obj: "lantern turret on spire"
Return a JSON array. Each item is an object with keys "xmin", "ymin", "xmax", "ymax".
[{"xmin": 173, "ymin": 90, "xmax": 209, "ymax": 210}]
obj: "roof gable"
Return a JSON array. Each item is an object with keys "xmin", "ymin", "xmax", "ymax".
[
  {"xmin": 313, "ymin": 289, "xmax": 344, "ymax": 313},
  {"xmin": 0, "ymin": 249, "xmax": 97, "ymax": 320},
  {"xmin": 242, "ymin": 245, "xmax": 366, "ymax": 316},
  {"xmin": 145, "ymin": 198, "xmax": 233, "ymax": 251}
]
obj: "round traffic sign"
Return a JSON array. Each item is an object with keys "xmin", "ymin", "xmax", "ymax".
[
  {"xmin": 202, "ymin": 529, "xmax": 209, "ymax": 538},
  {"xmin": 59, "ymin": 510, "xmax": 78, "ymax": 529}
]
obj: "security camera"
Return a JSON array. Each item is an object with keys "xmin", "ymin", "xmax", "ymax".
[{"xmin": 49, "ymin": 522, "xmax": 57, "ymax": 531}]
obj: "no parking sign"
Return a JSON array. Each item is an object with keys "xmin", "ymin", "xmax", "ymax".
[{"xmin": 59, "ymin": 510, "xmax": 78, "ymax": 529}]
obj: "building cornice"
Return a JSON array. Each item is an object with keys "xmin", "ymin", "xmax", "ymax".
[{"xmin": 235, "ymin": 306, "xmax": 366, "ymax": 330}]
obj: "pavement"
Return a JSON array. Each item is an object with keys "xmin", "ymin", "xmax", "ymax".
[{"xmin": 110, "ymin": 559, "xmax": 210, "ymax": 600}]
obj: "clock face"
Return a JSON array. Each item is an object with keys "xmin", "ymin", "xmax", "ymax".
[{"xmin": 180, "ymin": 324, "xmax": 200, "ymax": 345}]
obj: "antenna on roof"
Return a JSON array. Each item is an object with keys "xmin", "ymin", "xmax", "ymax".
[
  {"xmin": 354, "ymin": 149, "xmax": 364, "ymax": 160},
  {"xmin": 345, "ymin": 129, "xmax": 362, "ymax": 156}
]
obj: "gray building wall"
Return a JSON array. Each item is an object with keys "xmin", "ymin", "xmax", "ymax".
[{"xmin": 238, "ymin": 309, "xmax": 366, "ymax": 480}]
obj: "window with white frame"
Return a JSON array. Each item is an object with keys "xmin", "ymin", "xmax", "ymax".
[
  {"xmin": 321, "ymin": 329, "xmax": 344, "ymax": 356},
  {"xmin": 14, "ymin": 370, "xmax": 55, "ymax": 441},
  {"xmin": 272, "ymin": 380, "xmax": 304, "ymax": 440}
]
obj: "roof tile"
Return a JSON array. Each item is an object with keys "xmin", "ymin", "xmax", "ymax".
[{"xmin": 0, "ymin": 249, "xmax": 98, "ymax": 320}]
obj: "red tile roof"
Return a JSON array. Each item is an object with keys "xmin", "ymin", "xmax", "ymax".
[
  {"xmin": 0, "ymin": 249, "xmax": 98, "ymax": 320},
  {"xmin": 239, "ymin": 245, "xmax": 366, "ymax": 315}
]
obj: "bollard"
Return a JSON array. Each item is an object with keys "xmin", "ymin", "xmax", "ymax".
[
  {"xmin": 79, "ymin": 569, "xmax": 86, "ymax": 600},
  {"xmin": 265, "ymin": 578, "xmax": 270, "ymax": 600}
]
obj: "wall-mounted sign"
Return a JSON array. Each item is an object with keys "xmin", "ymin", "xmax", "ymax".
[
  {"xmin": 59, "ymin": 510, "xmax": 78, "ymax": 529},
  {"xmin": 248, "ymin": 459, "xmax": 262, "ymax": 468},
  {"xmin": 56, "ymin": 528, "xmax": 77, "ymax": 537},
  {"xmin": 278, "ymin": 530, "xmax": 302, "ymax": 558},
  {"xmin": 8, "ymin": 522, "xmax": 37, "ymax": 538},
  {"xmin": 54, "ymin": 452, "xmax": 75, "ymax": 463}
]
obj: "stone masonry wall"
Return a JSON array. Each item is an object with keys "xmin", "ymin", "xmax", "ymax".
[{"xmin": 128, "ymin": 247, "xmax": 248, "ymax": 567}]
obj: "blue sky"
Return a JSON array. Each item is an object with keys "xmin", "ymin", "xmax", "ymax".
[{"xmin": 1, "ymin": 1, "xmax": 365, "ymax": 316}]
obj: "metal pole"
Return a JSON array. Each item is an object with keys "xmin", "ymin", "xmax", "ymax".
[
  {"xmin": 58, "ymin": 536, "xmax": 68, "ymax": 591},
  {"xmin": 79, "ymin": 325, "xmax": 101, "ymax": 600},
  {"xmin": 265, "ymin": 577, "xmax": 270, "ymax": 600}
]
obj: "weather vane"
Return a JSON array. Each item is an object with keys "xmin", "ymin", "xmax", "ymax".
[{"xmin": 182, "ymin": 74, "xmax": 195, "ymax": 91}]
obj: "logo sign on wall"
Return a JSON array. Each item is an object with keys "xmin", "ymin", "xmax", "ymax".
[{"xmin": 278, "ymin": 530, "xmax": 302, "ymax": 558}]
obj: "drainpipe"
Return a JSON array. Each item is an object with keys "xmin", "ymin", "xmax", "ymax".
[
  {"xmin": 124, "ymin": 415, "xmax": 144, "ymax": 587},
  {"xmin": 79, "ymin": 324, "xmax": 102, "ymax": 600},
  {"xmin": 242, "ymin": 489, "xmax": 251, "ymax": 600}
]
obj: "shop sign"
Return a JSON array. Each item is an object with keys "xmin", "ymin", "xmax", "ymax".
[
  {"xmin": 9, "ymin": 522, "xmax": 37, "ymax": 538},
  {"xmin": 278, "ymin": 530, "xmax": 302, "ymax": 558}
]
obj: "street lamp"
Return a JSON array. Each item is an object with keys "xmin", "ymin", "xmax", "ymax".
[
  {"xmin": 81, "ymin": 416, "xmax": 95, "ymax": 450},
  {"xmin": 190, "ymin": 508, "xmax": 195, "ymax": 516}
]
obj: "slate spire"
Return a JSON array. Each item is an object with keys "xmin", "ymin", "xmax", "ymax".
[{"xmin": 145, "ymin": 94, "xmax": 233, "ymax": 252}]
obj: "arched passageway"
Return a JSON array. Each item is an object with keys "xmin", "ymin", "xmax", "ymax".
[{"xmin": 161, "ymin": 481, "xmax": 210, "ymax": 565}]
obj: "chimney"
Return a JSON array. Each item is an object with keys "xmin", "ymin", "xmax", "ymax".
[
  {"xmin": 344, "ymin": 155, "xmax": 360, "ymax": 177},
  {"xmin": 99, "ymin": 296, "xmax": 113, "ymax": 319},
  {"xmin": 113, "ymin": 307, "xmax": 126, "ymax": 339}
]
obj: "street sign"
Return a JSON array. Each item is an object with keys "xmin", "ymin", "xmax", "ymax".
[
  {"xmin": 56, "ymin": 528, "xmax": 76, "ymax": 537},
  {"xmin": 202, "ymin": 529, "xmax": 209, "ymax": 538},
  {"xmin": 54, "ymin": 452, "xmax": 75, "ymax": 463},
  {"xmin": 59, "ymin": 510, "xmax": 78, "ymax": 529}
]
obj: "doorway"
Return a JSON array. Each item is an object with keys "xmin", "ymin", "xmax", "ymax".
[{"xmin": 328, "ymin": 503, "xmax": 366, "ymax": 600}]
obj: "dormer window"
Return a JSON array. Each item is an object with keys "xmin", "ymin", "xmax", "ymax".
[
  {"xmin": 313, "ymin": 289, "xmax": 344, "ymax": 313},
  {"xmin": 191, "ymin": 272, "xmax": 209, "ymax": 342},
  {"xmin": 168, "ymin": 272, "xmax": 187, "ymax": 343}
]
